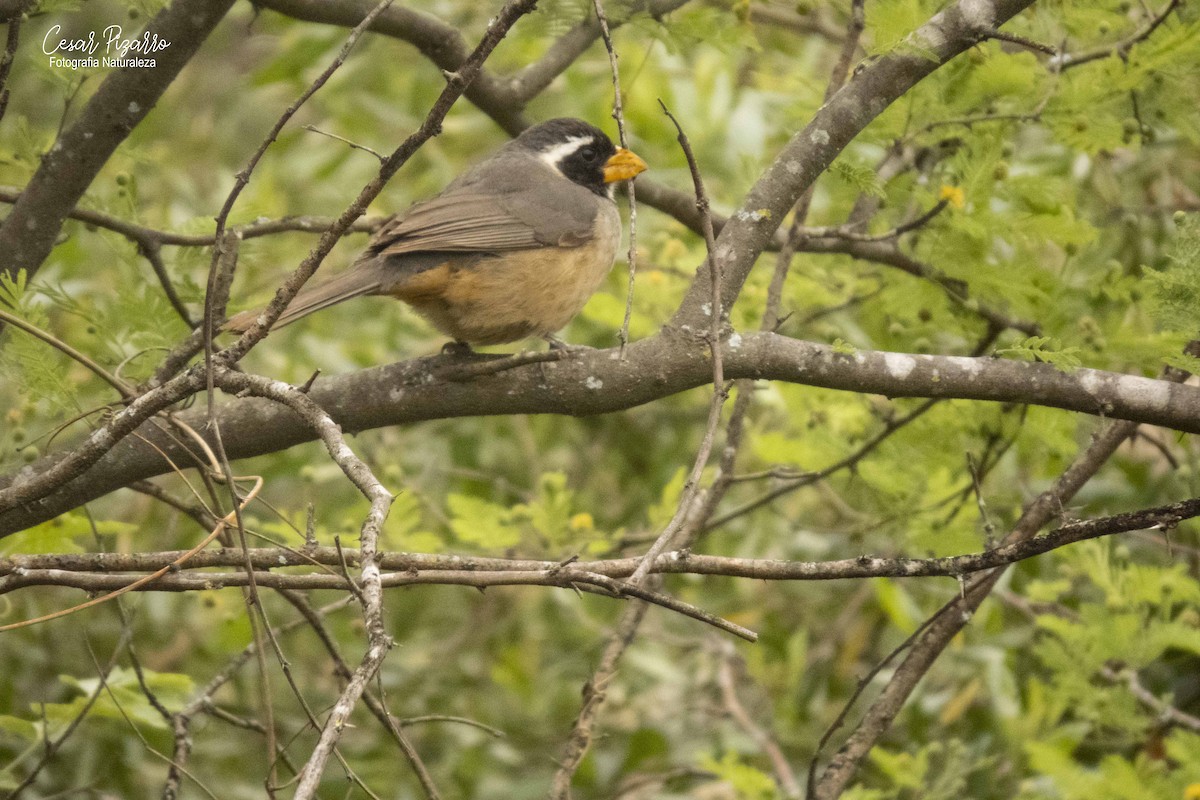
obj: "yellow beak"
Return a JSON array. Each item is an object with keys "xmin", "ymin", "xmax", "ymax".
[{"xmin": 603, "ymin": 147, "xmax": 648, "ymax": 183}]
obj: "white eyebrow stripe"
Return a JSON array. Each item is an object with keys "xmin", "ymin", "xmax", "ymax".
[{"xmin": 537, "ymin": 135, "xmax": 595, "ymax": 172}]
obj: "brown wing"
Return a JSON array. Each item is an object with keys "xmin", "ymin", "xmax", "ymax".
[
  {"xmin": 366, "ymin": 156, "xmax": 606, "ymax": 260},
  {"xmin": 369, "ymin": 194, "xmax": 548, "ymax": 258}
]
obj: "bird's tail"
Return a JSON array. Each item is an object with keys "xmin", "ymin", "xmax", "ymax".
[{"xmin": 223, "ymin": 264, "xmax": 382, "ymax": 334}]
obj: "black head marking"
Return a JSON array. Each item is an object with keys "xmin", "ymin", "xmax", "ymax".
[{"xmin": 515, "ymin": 118, "xmax": 617, "ymax": 198}]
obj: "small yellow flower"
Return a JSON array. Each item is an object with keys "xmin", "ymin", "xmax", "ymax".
[
  {"xmin": 1184, "ymin": 783, "xmax": 1200, "ymax": 800},
  {"xmin": 569, "ymin": 512, "xmax": 594, "ymax": 531},
  {"xmin": 939, "ymin": 185, "xmax": 966, "ymax": 210}
]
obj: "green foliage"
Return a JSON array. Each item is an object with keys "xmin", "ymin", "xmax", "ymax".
[
  {"xmin": 384, "ymin": 491, "xmax": 443, "ymax": 552},
  {"xmin": 1010, "ymin": 542, "xmax": 1200, "ymax": 798},
  {"xmin": 0, "ymin": 271, "xmax": 79, "ymax": 425},
  {"xmin": 831, "ymin": 159, "xmax": 886, "ymax": 199},
  {"xmin": 698, "ymin": 752, "xmax": 777, "ymax": 800},
  {"xmin": 0, "ymin": 667, "xmax": 193, "ymax": 791},
  {"xmin": 865, "ymin": 739, "xmax": 995, "ymax": 800},
  {"xmin": 1022, "ymin": 748, "xmax": 1186, "ymax": 800},
  {"xmin": 866, "ymin": 0, "xmax": 941, "ymax": 56},
  {"xmin": 628, "ymin": 5, "xmax": 757, "ymax": 56},
  {"xmin": 0, "ymin": 512, "xmax": 133, "ymax": 556},
  {"xmin": 448, "ymin": 491, "xmax": 522, "ymax": 549},
  {"xmin": 47, "ymin": 668, "xmax": 194, "ymax": 731},
  {"xmin": 445, "ymin": 472, "xmax": 605, "ymax": 553},
  {"xmin": 996, "ymin": 337, "xmax": 1084, "ymax": 370},
  {"xmin": 3, "ymin": 0, "xmax": 1200, "ymax": 798},
  {"xmin": 1146, "ymin": 215, "xmax": 1200, "ymax": 335}
]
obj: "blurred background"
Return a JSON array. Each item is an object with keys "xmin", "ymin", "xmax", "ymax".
[{"xmin": 2, "ymin": 0, "xmax": 1200, "ymax": 797}]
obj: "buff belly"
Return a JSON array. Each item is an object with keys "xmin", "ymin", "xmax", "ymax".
[{"xmin": 388, "ymin": 209, "xmax": 620, "ymax": 345}]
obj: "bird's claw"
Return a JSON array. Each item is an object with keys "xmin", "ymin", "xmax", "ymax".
[
  {"xmin": 441, "ymin": 340, "xmax": 475, "ymax": 358},
  {"xmin": 544, "ymin": 335, "xmax": 592, "ymax": 355}
]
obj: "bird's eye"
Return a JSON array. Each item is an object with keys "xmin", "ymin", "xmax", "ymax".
[{"xmin": 580, "ymin": 147, "xmax": 598, "ymax": 162}]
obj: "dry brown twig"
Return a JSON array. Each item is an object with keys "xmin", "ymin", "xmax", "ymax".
[
  {"xmin": 590, "ymin": 0, "xmax": 642, "ymax": 357},
  {"xmin": 3, "ymin": 0, "xmax": 1195, "ymax": 795},
  {"xmin": 212, "ymin": 370, "xmax": 412, "ymax": 798},
  {"xmin": 717, "ymin": 645, "xmax": 803, "ymax": 799},
  {"xmin": 808, "ymin": 341, "xmax": 1200, "ymax": 798},
  {"xmin": 628, "ymin": 100, "xmax": 727, "ymax": 586},
  {"xmin": 6, "ymin": 626, "xmax": 134, "ymax": 799},
  {"xmin": 0, "ymin": 474, "xmax": 262, "ymax": 633},
  {"xmin": 16, "ymin": 490, "xmax": 1193, "ymax": 584},
  {"xmin": 548, "ymin": 89, "xmax": 730, "ymax": 797},
  {"xmin": 162, "ymin": 595, "xmax": 357, "ymax": 798}
]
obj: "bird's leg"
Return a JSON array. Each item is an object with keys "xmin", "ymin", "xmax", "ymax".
[
  {"xmin": 441, "ymin": 340, "xmax": 475, "ymax": 357},
  {"xmin": 543, "ymin": 334, "xmax": 592, "ymax": 354}
]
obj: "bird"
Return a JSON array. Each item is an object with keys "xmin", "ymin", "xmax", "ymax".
[{"xmin": 225, "ymin": 118, "xmax": 648, "ymax": 350}]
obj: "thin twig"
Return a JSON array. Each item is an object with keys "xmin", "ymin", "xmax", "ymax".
[
  {"xmin": 0, "ymin": 476, "xmax": 262, "ymax": 631},
  {"xmin": 8, "ymin": 497, "xmax": 1193, "ymax": 590},
  {"xmin": 984, "ymin": 29, "xmax": 1056, "ymax": 55},
  {"xmin": 0, "ymin": 11, "xmax": 22, "ymax": 124},
  {"xmin": 137, "ymin": 240, "xmax": 197, "ymax": 327},
  {"xmin": 82, "ymin": 641, "xmax": 223, "ymax": 800},
  {"xmin": 304, "ymin": 124, "xmax": 386, "ymax": 162},
  {"xmin": 212, "ymin": 371, "xmax": 427, "ymax": 798},
  {"xmin": 1051, "ymin": 0, "xmax": 1182, "ymax": 70},
  {"xmin": 1099, "ymin": 664, "xmax": 1200, "ymax": 733},
  {"xmin": 795, "ymin": 199, "xmax": 948, "ymax": 243},
  {"xmin": 717, "ymin": 647, "xmax": 802, "ymax": 798},
  {"xmin": 705, "ymin": 398, "xmax": 939, "ymax": 531},
  {"xmin": 0, "ymin": 306, "xmax": 134, "ymax": 398},
  {"xmin": 627, "ymin": 101, "xmax": 728, "ymax": 586},
  {"xmin": 548, "ymin": 596, "xmax": 651, "ymax": 799},
  {"xmin": 590, "ymin": 0, "xmax": 641, "ymax": 358},
  {"xmin": 6, "ymin": 627, "xmax": 134, "ymax": 798},
  {"xmin": 809, "ymin": 340, "xmax": 1200, "ymax": 798},
  {"xmin": 0, "ymin": 187, "xmax": 382, "ymax": 247}
]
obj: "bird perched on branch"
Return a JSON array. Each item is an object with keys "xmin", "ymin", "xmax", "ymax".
[{"xmin": 225, "ymin": 118, "xmax": 647, "ymax": 349}]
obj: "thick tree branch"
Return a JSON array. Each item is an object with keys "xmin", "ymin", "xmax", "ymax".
[
  {"xmin": 5, "ymin": 331, "xmax": 1200, "ymax": 535},
  {"xmin": 251, "ymin": 0, "xmax": 530, "ymax": 135},
  {"xmin": 0, "ymin": 0, "xmax": 541, "ymax": 528},
  {"xmin": 672, "ymin": 0, "xmax": 1037, "ymax": 326},
  {"xmin": 508, "ymin": 0, "xmax": 690, "ymax": 101},
  {"xmin": 808, "ymin": 345, "xmax": 1200, "ymax": 795}
]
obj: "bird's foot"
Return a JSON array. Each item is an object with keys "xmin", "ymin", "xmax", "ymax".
[
  {"xmin": 543, "ymin": 335, "xmax": 593, "ymax": 355},
  {"xmin": 441, "ymin": 340, "xmax": 475, "ymax": 358}
]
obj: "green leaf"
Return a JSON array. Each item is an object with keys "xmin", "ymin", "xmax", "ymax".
[
  {"xmin": 647, "ymin": 468, "xmax": 687, "ymax": 530},
  {"xmin": 698, "ymin": 752, "xmax": 776, "ymax": 800},
  {"xmin": 996, "ymin": 336, "xmax": 1083, "ymax": 370},
  {"xmin": 447, "ymin": 493, "xmax": 520, "ymax": 549},
  {"xmin": 0, "ymin": 714, "xmax": 39, "ymax": 743},
  {"xmin": 830, "ymin": 160, "xmax": 886, "ymax": 199},
  {"xmin": 512, "ymin": 472, "xmax": 575, "ymax": 547},
  {"xmin": 1146, "ymin": 215, "xmax": 1200, "ymax": 334},
  {"xmin": 0, "ymin": 513, "xmax": 92, "ymax": 556},
  {"xmin": 40, "ymin": 668, "xmax": 194, "ymax": 733}
]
